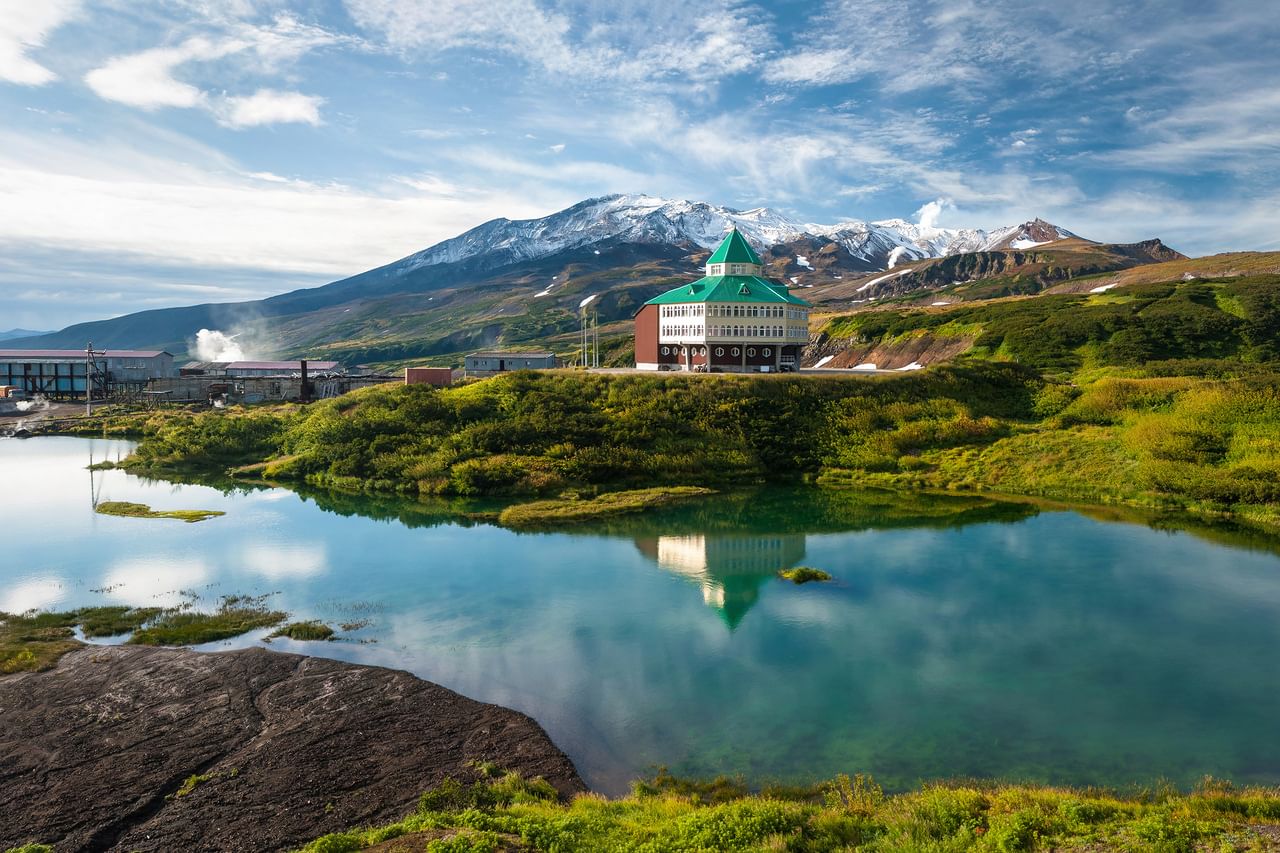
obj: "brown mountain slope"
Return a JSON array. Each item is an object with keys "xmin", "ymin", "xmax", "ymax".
[
  {"xmin": 806, "ymin": 239, "xmax": 1186, "ymax": 306},
  {"xmin": 1045, "ymin": 251, "xmax": 1280, "ymax": 293}
]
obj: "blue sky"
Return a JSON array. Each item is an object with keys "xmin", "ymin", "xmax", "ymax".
[{"xmin": 2, "ymin": 0, "xmax": 1279, "ymax": 329}]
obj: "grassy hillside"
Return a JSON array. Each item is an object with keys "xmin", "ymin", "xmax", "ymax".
[
  {"xmin": 299, "ymin": 770, "xmax": 1280, "ymax": 852},
  {"xmin": 814, "ymin": 275, "xmax": 1280, "ymax": 373}
]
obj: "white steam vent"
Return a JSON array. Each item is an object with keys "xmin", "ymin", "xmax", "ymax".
[{"xmin": 195, "ymin": 329, "xmax": 247, "ymax": 361}]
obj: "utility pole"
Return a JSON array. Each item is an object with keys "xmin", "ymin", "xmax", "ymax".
[
  {"xmin": 85, "ymin": 342, "xmax": 93, "ymax": 416},
  {"xmin": 85, "ymin": 342, "xmax": 106, "ymax": 415}
]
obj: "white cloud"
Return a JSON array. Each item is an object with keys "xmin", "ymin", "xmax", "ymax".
[
  {"xmin": 86, "ymin": 37, "xmax": 231, "ymax": 109},
  {"xmin": 0, "ymin": 127, "xmax": 569, "ymax": 282},
  {"xmin": 0, "ymin": 0, "xmax": 81, "ymax": 85},
  {"xmin": 83, "ymin": 16, "xmax": 345, "ymax": 125},
  {"xmin": 217, "ymin": 89, "xmax": 324, "ymax": 128},
  {"xmin": 763, "ymin": 48, "xmax": 861, "ymax": 86},
  {"xmin": 549, "ymin": 143, "xmax": 565, "ymax": 154}
]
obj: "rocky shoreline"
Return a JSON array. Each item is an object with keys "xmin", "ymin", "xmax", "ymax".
[{"xmin": 0, "ymin": 645, "xmax": 584, "ymax": 852}]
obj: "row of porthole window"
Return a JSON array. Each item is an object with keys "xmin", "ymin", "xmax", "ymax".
[{"xmin": 661, "ymin": 346, "xmax": 772, "ymax": 358}]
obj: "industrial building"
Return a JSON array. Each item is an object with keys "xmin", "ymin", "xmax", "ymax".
[
  {"xmin": 464, "ymin": 351, "xmax": 559, "ymax": 373},
  {"xmin": 633, "ymin": 229, "xmax": 811, "ymax": 372},
  {"xmin": 180, "ymin": 360, "xmax": 342, "ymax": 378},
  {"xmin": 0, "ymin": 349, "xmax": 176, "ymax": 399},
  {"xmin": 153, "ymin": 358, "xmax": 395, "ymax": 403}
]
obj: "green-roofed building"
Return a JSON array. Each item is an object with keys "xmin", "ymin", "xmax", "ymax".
[{"xmin": 634, "ymin": 228, "xmax": 811, "ymax": 372}]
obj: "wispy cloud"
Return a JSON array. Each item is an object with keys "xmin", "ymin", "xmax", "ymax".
[
  {"xmin": 83, "ymin": 15, "xmax": 344, "ymax": 126},
  {"xmin": 1099, "ymin": 85, "xmax": 1280, "ymax": 174},
  {"xmin": 0, "ymin": 0, "xmax": 81, "ymax": 85},
  {"xmin": 343, "ymin": 0, "xmax": 771, "ymax": 88}
]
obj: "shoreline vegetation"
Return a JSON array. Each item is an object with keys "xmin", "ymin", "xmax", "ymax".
[
  {"xmin": 51, "ymin": 363, "xmax": 1280, "ymax": 536},
  {"xmin": 297, "ymin": 769, "xmax": 1280, "ymax": 852},
  {"xmin": 0, "ymin": 596, "xmax": 346, "ymax": 673}
]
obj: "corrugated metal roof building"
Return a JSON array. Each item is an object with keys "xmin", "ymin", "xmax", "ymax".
[
  {"xmin": 0, "ymin": 349, "xmax": 176, "ymax": 398},
  {"xmin": 464, "ymin": 352, "xmax": 559, "ymax": 373}
]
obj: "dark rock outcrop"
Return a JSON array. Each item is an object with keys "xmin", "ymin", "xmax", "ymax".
[{"xmin": 0, "ymin": 645, "xmax": 584, "ymax": 852}]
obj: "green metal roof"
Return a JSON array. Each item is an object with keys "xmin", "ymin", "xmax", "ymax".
[
  {"xmin": 706, "ymin": 228, "xmax": 763, "ymax": 266},
  {"xmin": 644, "ymin": 275, "xmax": 811, "ymax": 306}
]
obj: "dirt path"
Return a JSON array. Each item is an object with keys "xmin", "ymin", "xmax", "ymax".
[{"xmin": 0, "ymin": 645, "xmax": 584, "ymax": 852}]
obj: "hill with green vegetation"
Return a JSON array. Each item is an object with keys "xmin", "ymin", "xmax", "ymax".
[
  {"xmin": 298, "ymin": 768, "xmax": 1280, "ymax": 852},
  {"xmin": 810, "ymin": 275, "xmax": 1280, "ymax": 372}
]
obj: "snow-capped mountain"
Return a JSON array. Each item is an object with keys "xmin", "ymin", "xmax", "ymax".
[{"xmin": 393, "ymin": 194, "xmax": 1079, "ymax": 276}]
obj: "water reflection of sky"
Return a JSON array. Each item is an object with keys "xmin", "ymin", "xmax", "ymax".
[{"xmin": 4, "ymin": 437, "xmax": 1280, "ymax": 795}]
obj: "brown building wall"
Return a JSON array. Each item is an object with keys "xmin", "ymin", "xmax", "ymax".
[
  {"xmin": 405, "ymin": 367, "xmax": 453, "ymax": 387},
  {"xmin": 634, "ymin": 305, "xmax": 659, "ymax": 364}
]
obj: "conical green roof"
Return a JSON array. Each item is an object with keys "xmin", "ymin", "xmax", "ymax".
[{"xmin": 707, "ymin": 228, "xmax": 763, "ymax": 266}]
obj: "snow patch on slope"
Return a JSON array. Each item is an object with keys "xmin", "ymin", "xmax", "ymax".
[{"xmin": 856, "ymin": 268, "xmax": 913, "ymax": 293}]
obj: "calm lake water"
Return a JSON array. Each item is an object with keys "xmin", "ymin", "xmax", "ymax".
[{"xmin": 4, "ymin": 436, "xmax": 1280, "ymax": 794}]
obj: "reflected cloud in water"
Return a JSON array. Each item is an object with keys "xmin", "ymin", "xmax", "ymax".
[
  {"xmin": 1, "ymin": 575, "xmax": 69, "ymax": 613},
  {"xmin": 100, "ymin": 558, "xmax": 210, "ymax": 607},
  {"xmin": 240, "ymin": 543, "xmax": 329, "ymax": 580}
]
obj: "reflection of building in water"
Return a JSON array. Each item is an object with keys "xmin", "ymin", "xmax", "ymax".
[{"xmin": 636, "ymin": 534, "xmax": 806, "ymax": 628}]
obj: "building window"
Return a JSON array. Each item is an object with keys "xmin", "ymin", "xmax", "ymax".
[
  {"xmin": 748, "ymin": 348, "xmax": 756, "ymax": 357},
  {"xmin": 661, "ymin": 346, "xmax": 669, "ymax": 355},
  {"xmin": 763, "ymin": 348, "xmax": 772, "ymax": 357},
  {"xmin": 731, "ymin": 347, "xmax": 740, "ymax": 357},
  {"xmin": 715, "ymin": 347, "xmax": 724, "ymax": 356}
]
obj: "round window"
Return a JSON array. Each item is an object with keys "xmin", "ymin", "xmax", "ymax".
[
  {"xmin": 715, "ymin": 347, "xmax": 724, "ymax": 357},
  {"xmin": 661, "ymin": 346, "xmax": 669, "ymax": 356},
  {"xmin": 731, "ymin": 347, "xmax": 740, "ymax": 357},
  {"xmin": 747, "ymin": 348, "xmax": 756, "ymax": 357},
  {"xmin": 763, "ymin": 348, "xmax": 772, "ymax": 357}
]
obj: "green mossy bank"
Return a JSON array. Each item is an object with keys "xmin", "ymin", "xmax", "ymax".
[
  {"xmin": 82, "ymin": 358, "xmax": 1280, "ymax": 533},
  {"xmin": 296, "ymin": 770, "xmax": 1280, "ymax": 853}
]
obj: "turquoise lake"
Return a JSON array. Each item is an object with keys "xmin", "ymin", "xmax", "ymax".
[{"xmin": 4, "ymin": 436, "xmax": 1280, "ymax": 795}]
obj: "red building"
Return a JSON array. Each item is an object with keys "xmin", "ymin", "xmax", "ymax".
[{"xmin": 634, "ymin": 229, "xmax": 810, "ymax": 372}]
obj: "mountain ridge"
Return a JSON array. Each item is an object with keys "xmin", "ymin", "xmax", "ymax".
[{"xmin": 9, "ymin": 194, "xmax": 1175, "ymax": 361}]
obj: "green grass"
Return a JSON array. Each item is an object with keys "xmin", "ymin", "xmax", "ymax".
[
  {"xmin": 497, "ymin": 487, "xmax": 716, "ymax": 527},
  {"xmin": 128, "ymin": 597, "xmax": 286, "ymax": 646},
  {"xmin": 0, "ymin": 598, "xmax": 292, "ymax": 671},
  {"xmin": 95, "ymin": 500, "xmax": 225, "ymax": 523},
  {"xmin": 0, "ymin": 611, "xmax": 83, "ymax": 674},
  {"xmin": 778, "ymin": 567, "xmax": 832, "ymax": 584},
  {"xmin": 269, "ymin": 621, "xmax": 336, "ymax": 641},
  {"xmin": 173, "ymin": 773, "xmax": 213, "ymax": 798},
  {"xmin": 298, "ymin": 771, "xmax": 1280, "ymax": 852}
]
